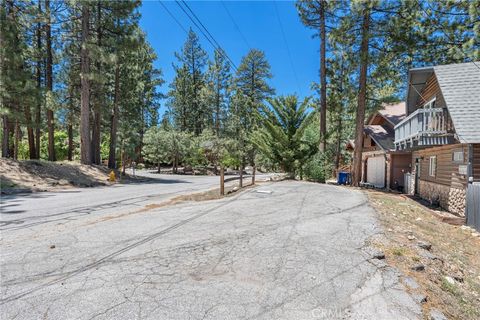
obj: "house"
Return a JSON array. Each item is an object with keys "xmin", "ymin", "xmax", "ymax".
[
  {"xmin": 347, "ymin": 102, "xmax": 412, "ymax": 190},
  {"xmin": 394, "ymin": 61, "xmax": 480, "ymax": 217}
]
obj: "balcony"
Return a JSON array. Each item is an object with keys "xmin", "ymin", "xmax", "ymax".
[{"xmin": 394, "ymin": 108, "xmax": 455, "ymax": 150}]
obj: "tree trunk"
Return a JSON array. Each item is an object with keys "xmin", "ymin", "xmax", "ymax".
[
  {"xmin": 319, "ymin": 0, "xmax": 327, "ymax": 153},
  {"xmin": 215, "ymin": 85, "xmax": 220, "ymax": 136},
  {"xmin": 35, "ymin": 0, "xmax": 42, "ymax": 159},
  {"xmin": 239, "ymin": 162, "xmax": 243, "ymax": 188},
  {"xmin": 334, "ymin": 60, "xmax": 345, "ymax": 172},
  {"xmin": 45, "ymin": 0, "xmax": 55, "ymax": 161},
  {"xmin": 108, "ymin": 63, "xmax": 120, "ymax": 169},
  {"xmin": 67, "ymin": 120, "xmax": 73, "ymax": 161},
  {"xmin": 352, "ymin": 6, "xmax": 370, "ymax": 186},
  {"xmin": 91, "ymin": 1, "xmax": 102, "ymax": 164},
  {"xmin": 24, "ymin": 103, "xmax": 36, "ymax": 159},
  {"xmin": 80, "ymin": 2, "xmax": 91, "ymax": 164},
  {"xmin": 2, "ymin": 115, "xmax": 10, "ymax": 158},
  {"xmin": 13, "ymin": 120, "xmax": 20, "ymax": 160},
  {"xmin": 121, "ymin": 140, "xmax": 126, "ymax": 176}
]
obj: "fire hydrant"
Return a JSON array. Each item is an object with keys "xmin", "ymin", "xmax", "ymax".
[{"xmin": 109, "ymin": 170, "xmax": 116, "ymax": 182}]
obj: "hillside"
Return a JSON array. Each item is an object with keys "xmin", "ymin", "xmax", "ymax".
[{"xmin": 0, "ymin": 159, "xmax": 114, "ymax": 193}]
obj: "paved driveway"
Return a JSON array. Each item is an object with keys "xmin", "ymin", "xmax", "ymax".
[{"xmin": 0, "ymin": 181, "xmax": 420, "ymax": 319}]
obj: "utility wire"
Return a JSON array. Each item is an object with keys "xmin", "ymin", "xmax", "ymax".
[
  {"xmin": 175, "ymin": 0, "xmax": 238, "ymax": 71},
  {"xmin": 221, "ymin": 1, "xmax": 251, "ymax": 50},
  {"xmin": 158, "ymin": 1, "xmax": 188, "ymax": 34},
  {"xmin": 419, "ymin": 0, "xmax": 480, "ymax": 72},
  {"xmin": 273, "ymin": 1, "xmax": 302, "ymax": 96}
]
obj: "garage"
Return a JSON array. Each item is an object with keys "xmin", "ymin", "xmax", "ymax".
[{"xmin": 367, "ymin": 156, "xmax": 385, "ymax": 188}]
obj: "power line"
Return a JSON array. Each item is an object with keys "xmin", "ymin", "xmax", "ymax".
[
  {"xmin": 158, "ymin": 1, "xmax": 188, "ymax": 35},
  {"xmin": 175, "ymin": 0, "xmax": 238, "ymax": 71},
  {"xmin": 419, "ymin": 0, "xmax": 480, "ymax": 72},
  {"xmin": 273, "ymin": 1, "xmax": 302, "ymax": 96},
  {"xmin": 221, "ymin": 1, "xmax": 251, "ymax": 50}
]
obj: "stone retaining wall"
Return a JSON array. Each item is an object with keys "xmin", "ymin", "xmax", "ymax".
[{"xmin": 418, "ymin": 180, "xmax": 466, "ymax": 217}]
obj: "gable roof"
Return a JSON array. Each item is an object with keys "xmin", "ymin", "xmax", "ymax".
[
  {"xmin": 376, "ymin": 102, "xmax": 406, "ymax": 126},
  {"xmin": 367, "ymin": 102, "xmax": 406, "ymax": 127},
  {"xmin": 364, "ymin": 125, "xmax": 394, "ymax": 151},
  {"xmin": 407, "ymin": 62, "xmax": 480, "ymax": 143},
  {"xmin": 434, "ymin": 62, "xmax": 480, "ymax": 143}
]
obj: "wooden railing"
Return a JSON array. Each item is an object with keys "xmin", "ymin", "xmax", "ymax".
[{"xmin": 394, "ymin": 108, "xmax": 451, "ymax": 147}]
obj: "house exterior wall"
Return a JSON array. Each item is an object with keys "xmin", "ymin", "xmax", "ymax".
[
  {"xmin": 411, "ymin": 143, "xmax": 468, "ymax": 216},
  {"xmin": 390, "ymin": 153, "xmax": 411, "ymax": 190},
  {"xmin": 472, "ymin": 144, "xmax": 480, "ymax": 182},
  {"xmin": 361, "ymin": 150, "xmax": 387, "ymax": 185},
  {"xmin": 414, "ymin": 74, "xmax": 447, "ymax": 110}
]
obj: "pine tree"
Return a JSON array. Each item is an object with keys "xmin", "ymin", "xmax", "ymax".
[
  {"xmin": 205, "ymin": 49, "xmax": 231, "ymax": 136},
  {"xmin": 168, "ymin": 65, "xmax": 191, "ymax": 132},
  {"xmin": 79, "ymin": 1, "xmax": 91, "ymax": 164},
  {"xmin": 172, "ymin": 29, "xmax": 207, "ymax": 135},
  {"xmin": 235, "ymin": 49, "xmax": 274, "ymax": 132},
  {"xmin": 45, "ymin": 0, "xmax": 55, "ymax": 161},
  {"xmin": 296, "ymin": 0, "xmax": 335, "ymax": 153}
]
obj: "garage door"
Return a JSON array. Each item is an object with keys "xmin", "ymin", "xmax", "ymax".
[{"xmin": 367, "ymin": 156, "xmax": 385, "ymax": 188}]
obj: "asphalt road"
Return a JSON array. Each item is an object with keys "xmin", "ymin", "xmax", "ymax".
[
  {"xmin": 0, "ymin": 180, "xmax": 420, "ymax": 320},
  {"xmin": 0, "ymin": 171, "xmax": 268, "ymax": 231}
]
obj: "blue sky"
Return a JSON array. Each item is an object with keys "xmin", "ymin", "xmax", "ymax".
[{"xmin": 139, "ymin": 0, "xmax": 320, "ymax": 112}]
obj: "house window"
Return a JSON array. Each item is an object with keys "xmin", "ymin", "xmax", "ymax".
[
  {"xmin": 429, "ymin": 156, "xmax": 437, "ymax": 177},
  {"xmin": 452, "ymin": 150, "xmax": 464, "ymax": 163},
  {"xmin": 423, "ymin": 98, "xmax": 436, "ymax": 109}
]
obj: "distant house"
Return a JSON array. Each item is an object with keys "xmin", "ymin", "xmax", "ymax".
[
  {"xmin": 394, "ymin": 62, "xmax": 480, "ymax": 217},
  {"xmin": 347, "ymin": 102, "xmax": 411, "ymax": 190}
]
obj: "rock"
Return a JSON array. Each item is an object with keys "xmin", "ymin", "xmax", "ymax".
[
  {"xmin": 387, "ymin": 228, "xmax": 393, "ymax": 232},
  {"xmin": 419, "ymin": 250, "xmax": 437, "ymax": 260},
  {"xmin": 430, "ymin": 309, "xmax": 447, "ymax": 320},
  {"xmin": 50, "ymin": 245, "xmax": 55, "ymax": 249},
  {"xmin": 417, "ymin": 241, "xmax": 432, "ymax": 251},
  {"xmin": 372, "ymin": 251, "xmax": 385, "ymax": 260},
  {"xmin": 403, "ymin": 277, "xmax": 419, "ymax": 289},
  {"xmin": 415, "ymin": 217, "xmax": 422, "ymax": 221},
  {"xmin": 472, "ymin": 232, "xmax": 480, "ymax": 238},
  {"xmin": 444, "ymin": 276, "xmax": 455, "ymax": 285},
  {"xmin": 411, "ymin": 264, "xmax": 425, "ymax": 272},
  {"xmin": 407, "ymin": 235, "xmax": 416, "ymax": 240},
  {"xmin": 412, "ymin": 293, "xmax": 427, "ymax": 304}
]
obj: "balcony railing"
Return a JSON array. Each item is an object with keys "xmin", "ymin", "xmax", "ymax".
[{"xmin": 394, "ymin": 108, "xmax": 454, "ymax": 150}]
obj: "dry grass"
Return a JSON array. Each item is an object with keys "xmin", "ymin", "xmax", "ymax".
[
  {"xmin": 366, "ymin": 190, "xmax": 480, "ymax": 319},
  {"xmin": 0, "ymin": 158, "xmax": 116, "ymax": 192}
]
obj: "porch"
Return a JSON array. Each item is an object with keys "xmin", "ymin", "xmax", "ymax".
[{"xmin": 394, "ymin": 108, "xmax": 455, "ymax": 150}]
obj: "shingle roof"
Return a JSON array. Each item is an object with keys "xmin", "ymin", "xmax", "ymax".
[
  {"xmin": 433, "ymin": 62, "xmax": 480, "ymax": 143},
  {"xmin": 364, "ymin": 125, "xmax": 395, "ymax": 151},
  {"xmin": 377, "ymin": 102, "xmax": 406, "ymax": 126}
]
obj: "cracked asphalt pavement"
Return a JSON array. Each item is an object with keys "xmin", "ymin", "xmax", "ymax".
[{"xmin": 0, "ymin": 180, "xmax": 421, "ymax": 319}]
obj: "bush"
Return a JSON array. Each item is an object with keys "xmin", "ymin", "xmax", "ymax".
[{"xmin": 303, "ymin": 152, "xmax": 333, "ymax": 182}]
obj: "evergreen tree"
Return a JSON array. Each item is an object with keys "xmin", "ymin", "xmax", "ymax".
[
  {"xmin": 252, "ymin": 96, "xmax": 316, "ymax": 178},
  {"xmin": 296, "ymin": 0, "xmax": 337, "ymax": 153},
  {"xmin": 205, "ymin": 49, "xmax": 231, "ymax": 136},
  {"xmin": 168, "ymin": 65, "xmax": 191, "ymax": 132},
  {"xmin": 172, "ymin": 29, "xmax": 207, "ymax": 135},
  {"xmin": 235, "ymin": 49, "xmax": 274, "ymax": 132}
]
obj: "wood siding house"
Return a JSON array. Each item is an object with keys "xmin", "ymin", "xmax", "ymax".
[
  {"xmin": 395, "ymin": 62, "xmax": 480, "ymax": 216},
  {"xmin": 347, "ymin": 102, "xmax": 411, "ymax": 190}
]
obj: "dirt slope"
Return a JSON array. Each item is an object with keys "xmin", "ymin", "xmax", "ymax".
[
  {"xmin": 0, "ymin": 158, "xmax": 114, "ymax": 192},
  {"xmin": 367, "ymin": 190, "xmax": 480, "ymax": 320}
]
